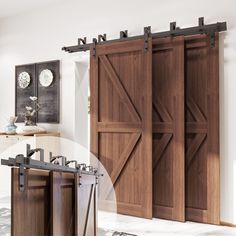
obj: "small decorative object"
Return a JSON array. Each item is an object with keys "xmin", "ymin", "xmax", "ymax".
[
  {"xmin": 24, "ymin": 96, "xmax": 40, "ymax": 126},
  {"xmin": 39, "ymin": 69, "xmax": 54, "ymax": 87},
  {"xmin": 18, "ymin": 72, "xmax": 31, "ymax": 89},
  {"xmin": 5, "ymin": 116, "xmax": 18, "ymax": 135}
]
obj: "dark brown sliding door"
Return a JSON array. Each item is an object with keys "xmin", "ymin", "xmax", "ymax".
[
  {"xmin": 185, "ymin": 34, "xmax": 220, "ymax": 224},
  {"xmin": 152, "ymin": 36, "xmax": 185, "ymax": 221},
  {"xmin": 11, "ymin": 168, "xmax": 50, "ymax": 236},
  {"xmin": 51, "ymin": 172, "xmax": 75, "ymax": 236},
  {"xmin": 90, "ymin": 38, "xmax": 153, "ymax": 218}
]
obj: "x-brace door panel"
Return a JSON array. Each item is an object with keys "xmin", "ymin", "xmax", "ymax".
[
  {"xmin": 152, "ymin": 37, "xmax": 185, "ymax": 222},
  {"xmin": 90, "ymin": 39, "xmax": 153, "ymax": 219},
  {"xmin": 185, "ymin": 34, "xmax": 220, "ymax": 224}
]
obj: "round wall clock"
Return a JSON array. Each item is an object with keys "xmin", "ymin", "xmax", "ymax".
[
  {"xmin": 18, "ymin": 72, "xmax": 31, "ymax": 89},
  {"xmin": 39, "ymin": 69, "xmax": 54, "ymax": 87}
]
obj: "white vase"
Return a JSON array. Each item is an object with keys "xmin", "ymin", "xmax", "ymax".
[{"xmin": 5, "ymin": 116, "xmax": 18, "ymax": 135}]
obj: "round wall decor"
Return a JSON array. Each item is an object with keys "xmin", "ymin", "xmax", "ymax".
[
  {"xmin": 39, "ymin": 69, "xmax": 54, "ymax": 87},
  {"xmin": 18, "ymin": 72, "xmax": 31, "ymax": 89}
]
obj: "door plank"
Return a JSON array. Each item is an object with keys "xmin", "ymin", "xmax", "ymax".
[
  {"xmin": 97, "ymin": 122, "xmax": 142, "ymax": 133},
  {"xmin": 186, "ymin": 122, "xmax": 207, "ymax": 133}
]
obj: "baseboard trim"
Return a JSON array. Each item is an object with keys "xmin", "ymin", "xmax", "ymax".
[{"xmin": 220, "ymin": 221, "xmax": 236, "ymax": 227}]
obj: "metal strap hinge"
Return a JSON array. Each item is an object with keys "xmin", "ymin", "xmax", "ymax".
[
  {"xmin": 144, "ymin": 26, "xmax": 151, "ymax": 51},
  {"xmin": 209, "ymin": 31, "xmax": 216, "ymax": 48},
  {"xmin": 19, "ymin": 165, "xmax": 25, "ymax": 192},
  {"xmin": 92, "ymin": 38, "xmax": 97, "ymax": 57}
]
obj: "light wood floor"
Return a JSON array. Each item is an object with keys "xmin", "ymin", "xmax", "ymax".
[{"xmin": 99, "ymin": 212, "xmax": 236, "ymax": 236}]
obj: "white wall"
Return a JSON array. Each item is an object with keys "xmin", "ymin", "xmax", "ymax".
[
  {"xmin": 0, "ymin": 0, "xmax": 235, "ymax": 224},
  {"xmin": 74, "ymin": 57, "xmax": 89, "ymax": 148}
]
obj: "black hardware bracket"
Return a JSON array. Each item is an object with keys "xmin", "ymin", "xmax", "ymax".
[
  {"xmin": 199, "ymin": 17, "xmax": 204, "ymax": 27},
  {"xmin": 120, "ymin": 30, "xmax": 128, "ymax": 39},
  {"xmin": 62, "ymin": 17, "xmax": 227, "ymax": 53},
  {"xmin": 170, "ymin": 22, "xmax": 176, "ymax": 32},
  {"xmin": 196, "ymin": 17, "xmax": 215, "ymax": 47},
  {"xmin": 170, "ymin": 22, "xmax": 181, "ymax": 37},
  {"xmin": 98, "ymin": 34, "xmax": 107, "ymax": 43},
  {"xmin": 27, "ymin": 144, "xmax": 44, "ymax": 161},
  {"xmin": 78, "ymin": 37, "xmax": 87, "ymax": 45}
]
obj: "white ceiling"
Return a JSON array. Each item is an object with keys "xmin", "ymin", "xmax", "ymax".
[{"xmin": 0, "ymin": 0, "xmax": 64, "ymax": 18}]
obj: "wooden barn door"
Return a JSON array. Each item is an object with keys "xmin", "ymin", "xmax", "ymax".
[
  {"xmin": 152, "ymin": 37, "xmax": 185, "ymax": 221},
  {"xmin": 185, "ymin": 34, "xmax": 220, "ymax": 224},
  {"xmin": 90, "ymin": 39, "xmax": 153, "ymax": 218},
  {"xmin": 11, "ymin": 168, "xmax": 50, "ymax": 236},
  {"xmin": 51, "ymin": 172, "xmax": 75, "ymax": 236},
  {"xmin": 76, "ymin": 173, "xmax": 98, "ymax": 236}
]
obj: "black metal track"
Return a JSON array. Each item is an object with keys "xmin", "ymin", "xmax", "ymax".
[
  {"xmin": 62, "ymin": 18, "xmax": 227, "ymax": 53},
  {"xmin": 1, "ymin": 157, "xmax": 95, "ymax": 175}
]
